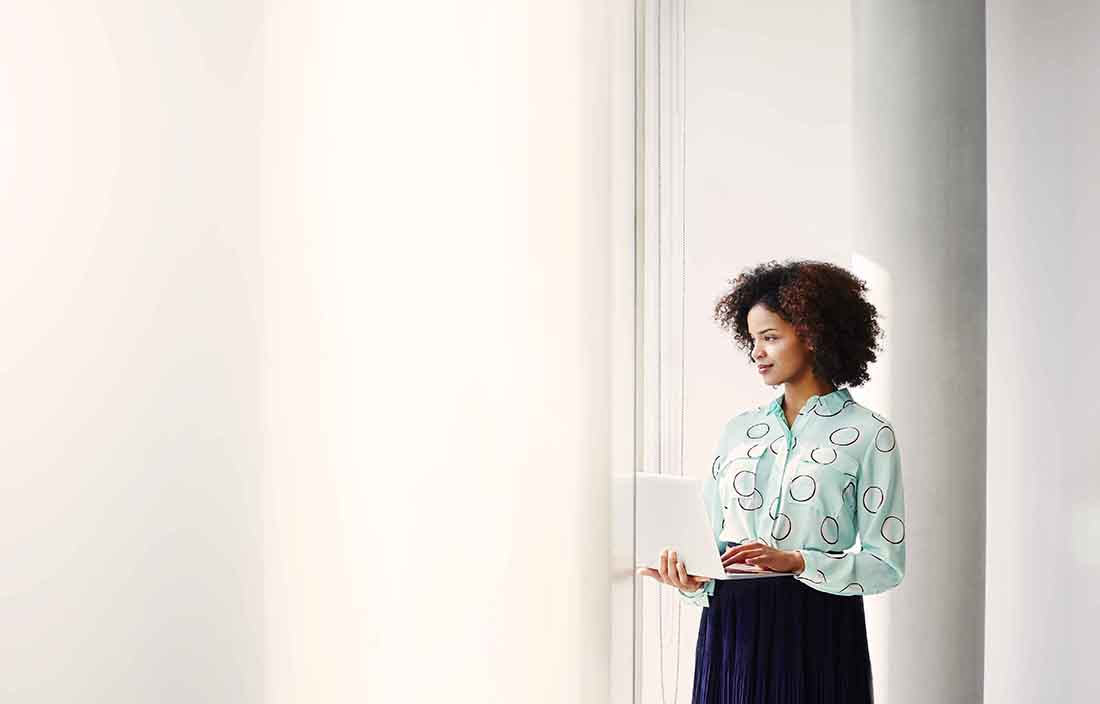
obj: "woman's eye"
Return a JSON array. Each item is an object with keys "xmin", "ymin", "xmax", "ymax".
[{"xmin": 765, "ymin": 336, "xmax": 777, "ymax": 342}]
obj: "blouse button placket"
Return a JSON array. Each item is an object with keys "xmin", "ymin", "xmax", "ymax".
[{"xmin": 767, "ymin": 399, "xmax": 816, "ymax": 545}]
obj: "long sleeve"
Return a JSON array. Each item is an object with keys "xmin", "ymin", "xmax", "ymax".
[
  {"xmin": 796, "ymin": 426, "xmax": 906, "ymax": 596},
  {"xmin": 675, "ymin": 453, "xmax": 727, "ymax": 608}
]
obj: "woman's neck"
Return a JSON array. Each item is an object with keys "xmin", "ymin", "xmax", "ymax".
[{"xmin": 781, "ymin": 377, "xmax": 837, "ymax": 417}]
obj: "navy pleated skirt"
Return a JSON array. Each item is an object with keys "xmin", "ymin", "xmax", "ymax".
[{"xmin": 692, "ymin": 575, "xmax": 874, "ymax": 704}]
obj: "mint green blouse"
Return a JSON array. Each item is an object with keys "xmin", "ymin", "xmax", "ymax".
[{"xmin": 677, "ymin": 387, "xmax": 906, "ymax": 608}]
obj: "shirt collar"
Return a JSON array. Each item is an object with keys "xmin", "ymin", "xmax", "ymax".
[{"xmin": 766, "ymin": 386, "xmax": 852, "ymax": 416}]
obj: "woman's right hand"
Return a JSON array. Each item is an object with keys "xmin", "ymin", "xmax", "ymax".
[{"xmin": 635, "ymin": 547, "xmax": 712, "ymax": 592}]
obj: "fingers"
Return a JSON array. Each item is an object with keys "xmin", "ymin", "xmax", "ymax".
[
  {"xmin": 723, "ymin": 547, "xmax": 768, "ymax": 566},
  {"xmin": 668, "ymin": 549, "xmax": 688, "ymax": 589},
  {"xmin": 722, "ymin": 539, "xmax": 767, "ymax": 561},
  {"xmin": 745, "ymin": 553, "xmax": 778, "ymax": 571},
  {"xmin": 638, "ymin": 549, "xmax": 712, "ymax": 589},
  {"xmin": 673, "ymin": 552, "xmax": 708, "ymax": 589},
  {"xmin": 658, "ymin": 547, "xmax": 690, "ymax": 589},
  {"xmin": 745, "ymin": 548, "xmax": 780, "ymax": 568},
  {"xmin": 674, "ymin": 555, "xmax": 708, "ymax": 590},
  {"xmin": 723, "ymin": 544, "xmax": 773, "ymax": 566},
  {"xmin": 722, "ymin": 544, "xmax": 751, "ymax": 561}
]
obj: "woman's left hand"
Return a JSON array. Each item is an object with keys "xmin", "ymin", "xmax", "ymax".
[{"xmin": 722, "ymin": 540, "xmax": 805, "ymax": 574}]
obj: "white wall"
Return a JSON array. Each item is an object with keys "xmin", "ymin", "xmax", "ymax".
[
  {"xmin": 1, "ymin": 2, "xmax": 632, "ymax": 702},
  {"xmin": 684, "ymin": 0, "xmax": 853, "ymax": 437},
  {"xmin": 985, "ymin": 2, "xmax": 1100, "ymax": 702},
  {"xmin": 0, "ymin": 3, "xmax": 266, "ymax": 702},
  {"xmin": 259, "ymin": 0, "xmax": 634, "ymax": 701}
]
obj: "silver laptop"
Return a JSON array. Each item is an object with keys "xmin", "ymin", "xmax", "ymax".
[{"xmin": 635, "ymin": 473, "xmax": 792, "ymax": 581}]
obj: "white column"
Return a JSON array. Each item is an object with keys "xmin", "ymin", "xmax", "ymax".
[
  {"xmin": 985, "ymin": 2, "xmax": 1100, "ymax": 702},
  {"xmin": 851, "ymin": 2, "xmax": 987, "ymax": 703}
]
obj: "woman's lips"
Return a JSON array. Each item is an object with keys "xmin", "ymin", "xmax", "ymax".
[{"xmin": 758, "ymin": 364, "xmax": 773, "ymax": 374}]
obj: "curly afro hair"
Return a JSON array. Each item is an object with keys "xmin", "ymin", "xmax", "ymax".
[{"xmin": 712, "ymin": 259, "xmax": 884, "ymax": 388}]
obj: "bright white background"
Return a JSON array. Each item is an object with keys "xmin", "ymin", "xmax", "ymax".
[
  {"xmin": 0, "ymin": 3, "xmax": 266, "ymax": 701},
  {"xmin": 1, "ymin": 1, "xmax": 633, "ymax": 702},
  {"xmin": 2, "ymin": 2, "xmax": 1097, "ymax": 703},
  {"xmin": 986, "ymin": 1, "xmax": 1100, "ymax": 701}
]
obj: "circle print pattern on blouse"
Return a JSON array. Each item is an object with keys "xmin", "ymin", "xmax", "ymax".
[
  {"xmin": 800, "ymin": 569, "xmax": 827, "ymax": 585},
  {"xmin": 769, "ymin": 435, "xmax": 787, "ymax": 455},
  {"xmin": 712, "ymin": 455, "xmax": 722, "ymax": 480},
  {"xmin": 798, "ymin": 400, "xmax": 818, "ymax": 416},
  {"xmin": 863, "ymin": 486, "xmax": 884, "ymax": 513},
  {"xmin": 842, "ymin": 480, "xmax": 856, "ymax": 506},
  {"xmin": 733, "ymin": 470, "xmax": 756, "ymax": 497},
  {"xmin": 820, "ymin": 516, "xmax": 840, "ymax": 544},
  {"xmin": 875, "ymin": 425, "xmax": 896, "ymax": 452},
  {"xmin": 829, "ymin": 426, "xmax": 860, "ymax": 446},
  {"xmin": 809, "ymin": 446, "xmax": 838, "ymax": 464},
  {"xmin": 881, "ymin": 515, "xmax": 905, "ymax": 543},
  {"xmin": 747, "ymin": 422, "xmax": 770, "ymax": 439},
  {"xmin": 813, "ymin": 402, "xmax": 844, "ymax": 418},
  {"xmin": 747, "ymin": 442, "xmax": 767, "ymax": 459},
  {"xmin": 841, "ymin": 582, "xmax": 865, "ymax": 594},
  {"xmin": 768, "ymin": 496, "xmax": 780, "ymax": 520},
  {"xmin": 871, "ymin": 411, "xmax": 888, "ymax": 424},
  {"xmin": 788, "ymin": 474, "xmax": 816, "ymax": 502},
  {"xmin": 771, "ymin": 513, "xmax": 792, "ymax": 541},
  {"xmin": 738, "ymin": 489, "xmax": 764, "ymax": 511}
]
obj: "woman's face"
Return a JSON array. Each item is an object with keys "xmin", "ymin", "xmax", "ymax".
[{"xmin": 745, "ymin": 302, "xmax": 813, "ymax": 386}]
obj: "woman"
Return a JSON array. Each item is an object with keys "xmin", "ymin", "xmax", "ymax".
[{"xmin": 637, "ymin": 259, "xmax": 906, "ymax": 703}]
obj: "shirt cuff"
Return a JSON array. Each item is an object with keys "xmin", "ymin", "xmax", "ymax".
[
  {"xmin": 676, "ymin": 578, "xmax": 715, "ymax": 608},
  {"xmin": 793, "ymin": 549, "xmax": 828, "ymax": 586}
]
